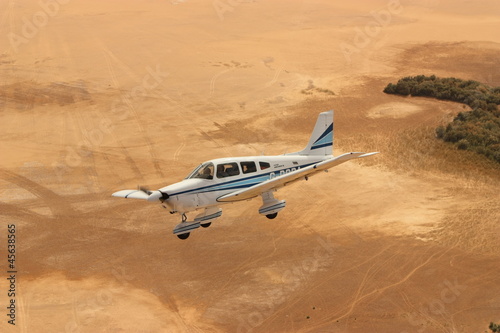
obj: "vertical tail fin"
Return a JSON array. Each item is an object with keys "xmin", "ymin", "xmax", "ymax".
[{"xmin": 288, "ymin": 110, "xmax": 333, "ymax": 156}]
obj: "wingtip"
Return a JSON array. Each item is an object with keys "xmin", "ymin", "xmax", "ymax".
[
  {"xmin": 112, "ymin": 190, "xmax": 130, "ymax": 198},
  {"xmin": 359, "ymin": 152, "xmax": 380, "ymax": 158}
]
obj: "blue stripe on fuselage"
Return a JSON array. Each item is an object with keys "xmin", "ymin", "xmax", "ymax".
[{"xmin": 168, "ymin": 162, "xmax": 318, "ymax": 196}]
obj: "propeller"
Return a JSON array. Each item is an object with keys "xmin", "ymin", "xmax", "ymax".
[
  {"xmin": 138, "ymin": 185, "xmax": 170, "ymax": 202},
  {"xmin": 138, "ymin": 186, "xmax": 152, "ymax": 195}
]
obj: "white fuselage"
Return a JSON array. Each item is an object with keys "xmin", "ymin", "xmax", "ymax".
[{"xmin": 160, "ymin": 155, "xmax": 330, "ymax": 214}]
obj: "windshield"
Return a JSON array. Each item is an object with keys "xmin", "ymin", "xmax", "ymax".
[{"xmin": 186, "ymin": 162, "xmax": 214, "ymax": 180}]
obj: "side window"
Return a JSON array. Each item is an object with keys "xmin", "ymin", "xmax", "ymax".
[
  {"xmin": 241, "ymin": 161, "xmax": 257, "ymax": 174},
  {"xmin": 216, "ymin": 162, "xmax": 240, "ymax": 178},
  {"xmin": 259, "ymin": 162, "xmax": 270, "ymax": 170}
]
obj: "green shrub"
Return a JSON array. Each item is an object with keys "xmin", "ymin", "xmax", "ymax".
[
  {"xmin": 383, "ymin": 75, "xmax": 500, "ymax": 163},
  {"xmin": 457, "ymin": 139, "xmax": 469, "ymax": 150},
  {"xmin": 435, "ymin": 126, "xmax": 445, "ymax": 139}
]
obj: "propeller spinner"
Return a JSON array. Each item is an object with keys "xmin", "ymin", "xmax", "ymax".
[{"xmin": 145, "ymin": 189, "xmax": 169, "ymax": 202}]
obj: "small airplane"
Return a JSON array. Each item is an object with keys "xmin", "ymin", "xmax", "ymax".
[{"xmin": 112, "ymin": 111, "xmax": 378, "ymax": 239}]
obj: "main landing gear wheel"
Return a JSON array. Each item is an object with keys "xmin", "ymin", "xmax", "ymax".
[
  {"xmin": 266, "ymin": 213, "xmax": 278, "ymax": 220},
  {"xmin": 177, "ymin": 233, "xmax": 190, "ymax": 240},
  {"xmin": 200, "ymin": 222, "xmax": 211, "ymax": 228}
]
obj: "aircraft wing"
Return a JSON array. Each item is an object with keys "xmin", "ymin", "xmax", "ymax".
[
  {"xmin": 217, "ymin": 152, "xmax": 378, "ymax": 202},
  {"xmin": 112, "ymin": 190, "xmax": 150, "ymax": 200}
]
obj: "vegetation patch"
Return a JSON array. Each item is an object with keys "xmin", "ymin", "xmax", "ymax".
[
  {"xmin": 490, "ymin": 322, "xmax": 500, "ymax": 333},
  {"xmin": 383, "ymin": 75, "xmax": 500, "ymax": 163},
  {"xmin": 301, "ymin": 80, "xmax": 335, "ymax": 96}
]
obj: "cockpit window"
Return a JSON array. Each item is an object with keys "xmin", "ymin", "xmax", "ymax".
[
  {"xmin": 216, "ymin": 162, "xmax": 240, "ymax": 178},
  {"xmin": 187, "ymin": 162, "xmax": 214, "ymax": 180}
]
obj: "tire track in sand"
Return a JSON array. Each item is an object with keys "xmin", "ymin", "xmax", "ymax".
[
  {"xmin": 300, "ymin": 246, "xmax": 455, "ymax": 333},
  {"xmin": 0, "ymin": 169, "xmax": 75, "ymax": 216}
]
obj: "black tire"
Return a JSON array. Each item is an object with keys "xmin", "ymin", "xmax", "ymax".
[
  {"xmin": 266, "ymin": 213, "xmax": 278, "ymax": 219},
  {"xmin": 201, "ymin": 222, "xmax": 211, "ymax": 228},
  {"xmin": 177, "ymin": 232, "xmax": 190, "ymax": 240}
]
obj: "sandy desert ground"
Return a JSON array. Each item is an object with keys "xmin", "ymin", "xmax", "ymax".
[{"xmin": 1, "ymin": 0, "xmax": 500, "ymax": 332}]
